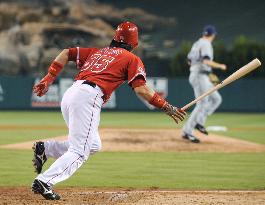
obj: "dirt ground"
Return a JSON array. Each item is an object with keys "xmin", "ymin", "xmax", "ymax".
[
  {"xmin": 1, "ymin": 128, "xmax": 265, "ymax": 153},
  {"xmin": 0, "ymin": 187, "xmax": 264, "ymax": 205}
]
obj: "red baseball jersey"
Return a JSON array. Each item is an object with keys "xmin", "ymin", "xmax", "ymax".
[{"xmin": 68, "ymin": 47, "xmax": 147, "ymax": 101}]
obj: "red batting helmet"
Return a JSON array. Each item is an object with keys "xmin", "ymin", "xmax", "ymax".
[{"xmin": 113, "ymin": 22, "xmax": 138, "ymax": 49}]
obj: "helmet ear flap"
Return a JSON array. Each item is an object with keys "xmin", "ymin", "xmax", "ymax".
[{"xmin": 109, "ymin": 40, "xmax": 133, "ymax": 52}]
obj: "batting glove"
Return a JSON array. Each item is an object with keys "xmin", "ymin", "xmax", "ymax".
[
  {"xmin": 33, "ymin": 73, "xmax": 56, "ymax": 97},
  {"xmin": 162, "ymin": 102, "xmax": 186, "ymax": 124}
]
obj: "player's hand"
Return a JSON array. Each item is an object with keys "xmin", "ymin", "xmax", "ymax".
[
  {"xmin": 162, "ymin": 102, "xmax": 186, "ymax": 124},
  {"xmin": 219, "ymin": 64, "xmax": 227, "ymax": 71},
  {"xmin": 33, "ymin": 73, "xmax": 55, "ymax": 97}
]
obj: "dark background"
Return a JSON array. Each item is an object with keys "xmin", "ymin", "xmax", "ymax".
[
  {"xmin": 0, "ymin": 0, "xmax": 264, "ymax": 77},
  {"xmin": 99, "ymin": 0, "xmax": 265, "ymax": 44}
]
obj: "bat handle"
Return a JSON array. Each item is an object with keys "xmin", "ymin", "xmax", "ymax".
[
  {"xmin": 181, "ymin": 103, "xmax": 193, "ymax": 111},
  {"xmin": 181, "ymin": 101, "xmax": 197, "ymax": 111}
]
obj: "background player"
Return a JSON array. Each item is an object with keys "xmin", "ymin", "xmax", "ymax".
[
  {"xmin": 31, "ymin": 22, "xmax": 186, "ymax": 200},
  {"xmin": 182, "ymin": 25, "xmax": 227, "ymax": 143}
]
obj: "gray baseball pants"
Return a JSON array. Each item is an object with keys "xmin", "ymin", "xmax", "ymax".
[{"xmin": 182, "ymin": 71, "xmax": 222, "ymax": 135}]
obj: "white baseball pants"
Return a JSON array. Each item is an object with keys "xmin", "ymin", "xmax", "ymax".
[
  {"xmin": 36, "ymin": 80, "xmax": 104, "ymax": 186},
  {"xmin": 182, "ymin": 71, "xmax": 222, "ymax": 135}
]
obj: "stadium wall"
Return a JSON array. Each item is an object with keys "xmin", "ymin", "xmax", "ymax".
[{"xmin": 0, "ymin": 76, "xmax": 264, "ymax": 112}]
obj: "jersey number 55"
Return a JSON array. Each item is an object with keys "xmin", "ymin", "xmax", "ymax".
[{"xmin": 81, "ymin": 54, "xmax": 115, "ymax": 73}]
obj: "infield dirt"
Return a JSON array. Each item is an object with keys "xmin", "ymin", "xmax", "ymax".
[
  {"xmin": 0, "ymin": 187, "xmax": 264, "ymax": 205},
  {"xmin": 1, "ymin": 128, "xmax": 265, "ymax": 153}
]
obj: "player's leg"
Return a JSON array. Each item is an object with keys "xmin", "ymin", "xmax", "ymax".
[
  {"xmin": 194, "ymin": 75, "xmax": 212, "ymax": 127},
  {"xmin": 206, "ymin": 90, "xmax": 222, "ymax": 115},
  {"xmin": 44, "ymin": 131, "xmax": 102, "ymax": 158},
  {"xmin": 43, "ymin": 127, "xmax": 102, "ymax": 159},
  {"xmin": 40, "ymin": 86, "xmax": 72, "ymax": 160},
  {"xmin": 182, "ymin": 73, "xmax": 199, "ymax": 135},
  {"xmin": 32, "ymin": 85, "xmax": 73, "ymax": 174},
  {"xmin": 90, "ymin": 129, "xmax": 102, "ymax": 155},
  {"xmin": 182, "ymin": 96, "xmax": 208, "ymax": 135},
  {"xmin": 182, "ymin": 73, "xmax": 207, "ymax": 142},
  {"xmin": 196, "ymin": 76, "xmax": 222, "ymax": 126},
  {"xmin": 33, "ymin": 81, "xmax": 103, "ymax": 196},
  {"xmin": 44, "ymin": 140, "xmax": 69, "ymax": 159}
]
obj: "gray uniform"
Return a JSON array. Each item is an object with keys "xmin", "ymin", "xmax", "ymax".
[{"xmin": 182, "ymin": 38, "xmax": 222, "ymax": 135}]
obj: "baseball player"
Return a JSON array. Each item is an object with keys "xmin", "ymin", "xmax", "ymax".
[
  {"xmin": 182, "ymin": 25, "xmax": 227, "ymax": 143},
  {"xmin": 31, "ymin": 22, "xmax": 186, "ymax": 200}
]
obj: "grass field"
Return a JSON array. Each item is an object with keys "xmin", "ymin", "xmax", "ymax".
[{"xmin": 0, "ymin": 111, "xmax": 264, "ymax": 190}]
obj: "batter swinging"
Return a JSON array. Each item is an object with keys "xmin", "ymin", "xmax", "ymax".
[{"xmin": 31, "ymin": 22, "xmax": 186, "ymax": 200}]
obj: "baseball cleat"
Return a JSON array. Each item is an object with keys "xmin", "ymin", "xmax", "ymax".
[
  {"xmin": 195, "ymin": 123, "xmax": 208, "ymax": 135},
  {"xmin": 182, "ymin": 133, "xmax": 200, "ymax": 143},
  {"xmin": 32, "ymin": 179, "xmax": 60, "ymax": 200},
  {"xmin": 32, "ymin": 141, "xmax": 47, "ymax": 174}
]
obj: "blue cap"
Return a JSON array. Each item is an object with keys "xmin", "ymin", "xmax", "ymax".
[{"xmin": 203, "ymin": 25, "xmax": 217, "ymax": 36}]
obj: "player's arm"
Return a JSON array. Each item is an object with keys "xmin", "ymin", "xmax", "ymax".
[
  {"xmin": 134, "ymin": 83, "xmax": 186, "ymax": 124},
  {"xmin": 127, "ymin": 56, "xmax": 185, "ymax": 123},
  {"xmin": 33, "ymin": 49, "xmax": 69, "ymax": 97},
  {"xmin": 200, "ymin": 43, "xmax": 227, "ymax": 71},
  {"xmin": 54, "ymin": 49, "xmax": 70, "ymax": 65},
  {"xmin": 203, "ymin": 59, "xmax": 227, "ymax": 70}
]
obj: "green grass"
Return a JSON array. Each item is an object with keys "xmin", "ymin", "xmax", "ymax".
[
  {"xmin": 0, "ymin": 149, "xmax": 264, "ymax": 189},
  {"xmin": 0, "ymin": 111, "xmax": 64, "ymax": 125},
  {"xmin": 0, "ymin": 130, "xmax": 66, "ymax": 145},
  {"xmin": 0, "ymin": 111, "xmax": 264, "ymax": 189},
  {"xmin": 206, "ymin": 113, "xmax": 265, "ymax": 144},
  {"xmin": 0, "ymin": 111, "xmax": 264, "ymax": 144}
]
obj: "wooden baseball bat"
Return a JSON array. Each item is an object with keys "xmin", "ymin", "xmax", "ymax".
[{"xmin": 181, "ymin": 58, "xmax": 262, "ymax": 111}]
